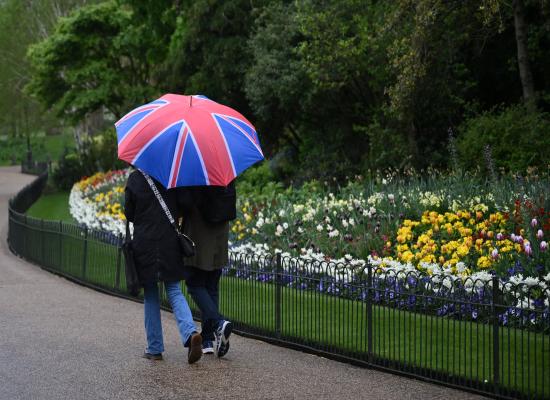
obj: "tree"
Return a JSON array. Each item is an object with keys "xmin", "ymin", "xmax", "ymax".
[{"xmin": 26, "ymin": 1, "xmax": 157, "ymax": 125}]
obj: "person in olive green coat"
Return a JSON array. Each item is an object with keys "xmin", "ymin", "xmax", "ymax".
[{"xmin": 180, "ymin": 184, "xmax": 235, "ymax": 357}]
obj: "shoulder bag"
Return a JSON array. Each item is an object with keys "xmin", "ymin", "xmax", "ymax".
[{"xmin": 122, "ymin": 220, "xmax": 140, "ymax": 296}]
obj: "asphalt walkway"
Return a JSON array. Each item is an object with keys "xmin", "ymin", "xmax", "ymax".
[{"xmin": 0, "ymin": 166, "xmax": 488, "ymax": 400}]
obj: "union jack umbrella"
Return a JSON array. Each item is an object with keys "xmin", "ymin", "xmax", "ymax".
[{"xmin": 115, "ymin": 93, "xmax": 264, "ymax": 188}]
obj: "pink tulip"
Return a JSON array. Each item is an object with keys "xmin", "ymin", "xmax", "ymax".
[
  {"xmin": 537, "ymin": 229, "xmax": 544, "ymax": 240},
  {"xmin": 491, "ymin": 248, "xmax": 499, "ymax": 259},
  {"xmin": 524, "ymin": 243, "xmax": 533, "ymax": 256},
  {"xmin": 510, "ymin": 233, "xmax": 516, "ymax": 242},
  {"xmin": 496, "ymin": 233, "xmax": 504, "ymax": 241},
  {"xmin": 531, "ymin": 218, "xmax": 538, "ymax": 227},
  {"xmin": 541, "ymin": 241, "xmax": 548, "ymax": 252}
]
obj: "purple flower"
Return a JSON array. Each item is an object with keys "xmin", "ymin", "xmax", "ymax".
[
  {"xmin": 541, "ymin": 241, "xmax": 548, "ymax": 252},
  {"xmin": 531, "ymin": 218, "xmax": 538, "ymax": 227},
  {"xmin": 524, "ymin": 243, "xmax": 533, "ymax": 256},
  {"xmin": 496, "ymin": 233, "xmax": 504, "ymax": 241},
  {"xmin": 537, "ymin": 229, "xmax": 544, "ymax": 240}
]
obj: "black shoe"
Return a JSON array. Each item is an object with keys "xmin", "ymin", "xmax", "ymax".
[
  {"xmin": 188, "ymin": 332, "xmax": 203, "ymax": 364},
  {"xmin": 142, "ymin": 352, "xmax": 163, "ymax": 360}
]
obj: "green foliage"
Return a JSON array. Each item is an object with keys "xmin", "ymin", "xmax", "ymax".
[
  {"xmin": 26, "ymin": 1, "xmax": 156, "ymax": 123},
  {"xmin": 77, "ymin": 129, "xmax": 127, "ymax": 174},
  {"xmin": 457, "ymin": 104, "xmax": 550, "ymax": 173},
  {"xmin": 235, "ymin": 162, "xmax": 283, "ymax": 204},
  {"xmin": 52, "ymin": 151, "xmax": 87, "ymax": 190}
]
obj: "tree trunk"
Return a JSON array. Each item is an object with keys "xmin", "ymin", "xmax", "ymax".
[{"xmin": 513, "ymin": 0, "xmax": 536, "ymax": 105}]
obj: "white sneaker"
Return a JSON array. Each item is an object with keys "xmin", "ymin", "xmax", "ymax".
[{"xmin": 215, "ymin": 320, "xmax": 233, "ymax": 358}]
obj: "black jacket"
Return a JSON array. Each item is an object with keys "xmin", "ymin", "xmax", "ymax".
[{"xmin": 124, "ymin": 170, "xmax": 186, "ymax": 284}]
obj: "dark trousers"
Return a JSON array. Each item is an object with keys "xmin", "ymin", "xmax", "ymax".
[{"xmin": 184, "ymin": 267, "xmax": 223, "ymax": 341}]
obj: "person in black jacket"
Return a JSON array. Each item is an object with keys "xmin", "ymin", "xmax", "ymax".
[{"xmin": 124, "ymin": 169, "xmax": 202, "ymax": 364}]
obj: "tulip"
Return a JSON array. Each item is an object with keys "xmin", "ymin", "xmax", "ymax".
[
  {"xmin": 491, "ymin": 248, "xmax": 499, "ymax": 259},
  {"xmin": 496, "ymin": 233, "xmax": 504, "ymax": 241},
  {"xmin": 541, "ymin": 241, "xmax": 548, "ymax": 252},
  {"xmin": 524, "ymin": 243, "xmax": 533, "ymax": 256},
  {"xmin": 537, "ymin": 229, "xmax": 544, "ymax": 240},
  {"xmin": 531, "ymin": 218, "xmax": 538, "ymax": 227},
  {"xmin": 510, "ymin": 233, "xmax": 516, "ymax": 242}
]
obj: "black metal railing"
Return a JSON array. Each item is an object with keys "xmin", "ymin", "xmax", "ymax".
[{"xmin": 7, "ymin": 175, "xmax": 550, "ymax": 400}]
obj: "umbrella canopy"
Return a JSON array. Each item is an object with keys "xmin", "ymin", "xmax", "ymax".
[{"xmin": 115, "ymin": 93, "xmax": 264, "ymax": 188}]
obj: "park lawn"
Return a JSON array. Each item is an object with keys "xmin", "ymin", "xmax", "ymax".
[
  {"xmin": 26, "ymin": 191, "xmax": 73, "ymax": 222},
  {"xmin": 19, "ymin": 213, "xmax": 549, "ymax": 398}
]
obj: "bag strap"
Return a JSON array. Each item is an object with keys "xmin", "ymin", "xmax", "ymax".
[{"xmin": 139, "ymin": 170, "xmax": 194, "ymax": 244}]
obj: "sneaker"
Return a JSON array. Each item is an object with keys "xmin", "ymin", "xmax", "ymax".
[
  {"xmin": 142, "ymin": 352, "xmax": 163, "ymax": 360},
  {"xmin": 187, "ymin": 332, "xmax": 203, "ymax": 364},
  {"xmin": 215, "ymin": 320, "xmax": 233, "ymax": 358},
  {"xmin": 202, "ymin": 340, "xmax": 214, "ymax": 354}
]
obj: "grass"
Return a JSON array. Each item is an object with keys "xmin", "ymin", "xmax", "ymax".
[
  {"xmin": 0, "ymin": 132, "xmax": 73, "ymax": 166},
  {"xmin": 26, "ymin": 191, "xmax": 73, "ymax": 222},
  {"xmin": 12, "ymin": 210, "xmax": 549, "ymax": 398}
]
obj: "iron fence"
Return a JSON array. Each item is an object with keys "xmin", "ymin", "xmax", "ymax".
[{"xmin": 7, "ymin": 174, "xmax": 550, "ymax": 400}]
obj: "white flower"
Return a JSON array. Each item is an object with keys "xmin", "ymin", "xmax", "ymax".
[
  {"xmin": 328, "ymin": 229, "xmax": 340, "ymax": 238},
  {"xmin": 297, "ymin": 227, "xmax": 304, "ymax": 234},
  {"xmin": 282, "ymin": 222, "xmax": 289, "ymax": 230},
  {"xmin": 275, "ymin": 225, "xmax": 283, "ymax": 236},
  {"xmin": 279, "ymin": 210, "xmax": 286, "ymax": 217},
  {"xmin": 316, "ymin": 224, "xmax": 324, "ymax": 232},
  {"xmin": 256, "ymin": 217, "xmax": 264, "ymax": 228},
  {"xmin": 342, "ymin": 219, "xmax": 349, "ymax": 228},
  {"xmin": 349, "ymin": 218, "xmax": 355, "ymax": 226}
]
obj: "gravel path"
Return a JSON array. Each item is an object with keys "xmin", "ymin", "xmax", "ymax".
[{"xmin": 0, "ymin": 166, "xmax": 489, "ymax": 400}]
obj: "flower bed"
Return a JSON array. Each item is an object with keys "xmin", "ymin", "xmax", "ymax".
[
  {"xmin": 69, "ymin": 169, "xmax": 130, "ymax": 236},
  {"xmin": 69, "ymin": 169, "xmax": 549, "ymax": 288}
]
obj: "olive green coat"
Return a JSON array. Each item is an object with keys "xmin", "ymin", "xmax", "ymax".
[{"xmin": 182, "ymin": 205, "xmax": 229, "ymax": 271}]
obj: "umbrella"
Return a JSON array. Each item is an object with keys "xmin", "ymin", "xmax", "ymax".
[{"xmin": 115, "ymin": 93, "xmax": 264, "ymax": 188}]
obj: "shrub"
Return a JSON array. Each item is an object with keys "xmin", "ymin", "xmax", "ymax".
[
  {"xmin": 52, "ymin": 150, "xmax": 86, "ymax": 190},
  {"xmin": 457, "ymin": 103, "xmax": 550, "ymax": 173}
]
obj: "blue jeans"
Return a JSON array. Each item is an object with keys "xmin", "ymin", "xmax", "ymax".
[
  {"xmin": 143, "ymin": 281, "xmax": 196, "ymax": 354},
  {"xmin": 184, "ymin": 268, "xmax": 223, "ymax": 342}
]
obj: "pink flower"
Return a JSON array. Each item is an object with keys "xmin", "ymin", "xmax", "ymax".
[
  {"xmin": 510, "ymin": 233, "xmax": 517, "ymax": 242},
  {"xmin": 491, "ymin": 248, "xmax": 499, "ymax": 259},
  {"xmin": 496, "ymin": 233, "xmax": 504, "ymax": 241},
  {"xmin": 524, "ymin": 243, "xmax": 533, "ymax": 256},
  {"xmin": 537, "ymin": 229, "xmax": 544, "ymax": 240},
  {"xmin": 531, "ymin": 218, "xmax": 538, "ymax": 227},
  {"xmin": 541, "ymin": 241, "xmax": 548, "ymax": 252}
]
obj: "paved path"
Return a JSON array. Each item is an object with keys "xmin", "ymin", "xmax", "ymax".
[{"xmin": 0, "ymin": 166, "xmax": 488, "ymax": 400}]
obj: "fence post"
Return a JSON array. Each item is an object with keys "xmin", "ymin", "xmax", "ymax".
[
  {"xmin": 23, "ymin": 214, "xmax": 28, "ymax": 257},
  {"xmin": 492, "ymin": 276, "xmax": 500, "ymax": 395},
  {"xmin": 367, "ymin": 262, "xmax": 373, "ymax": 364},
  {"xmin": 82, "ymin": 226, "xmax": 88, "ymax": 279},
  {"xmin": 40, "ymin": 219, "xmax": 45, "ymax": 265},
  {"xmin": 58, "ymin": 220, "xmax": 63, "ymax": 270},
  {"xmin": 275, "ymin": 252, "xmax": 282, "ymax": 339},
  {"xmin": 115, "ymin": 234, "xmax": 122, "ymax": 290}
]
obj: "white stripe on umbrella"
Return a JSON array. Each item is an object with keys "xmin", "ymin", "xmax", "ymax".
[
  {"xmin": 210, "ymin": 114, "xmax": 237, "ymax": 181},
  {"xmin": 131, "ymin": 120, "xmax": 184, "ymax": 166},
  {"xmin": 215, "ymin": 113, "xmax": 264, "ymax": 157},
  {"xmin": 117, "ymin": 100, "xmax": 170, "ymax": 147},
  {"xmin": 168, "ymin": 124, "xmax": 188, "ymax": 188}
]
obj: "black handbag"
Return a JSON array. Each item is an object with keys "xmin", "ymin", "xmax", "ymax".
[
  {"xmin": 122, "ymin": 220, "xmax": 140, "ymax": 296},
  {"xmin": 140, "ymin": 170, "xmax": 196, "ymax": 258}
]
